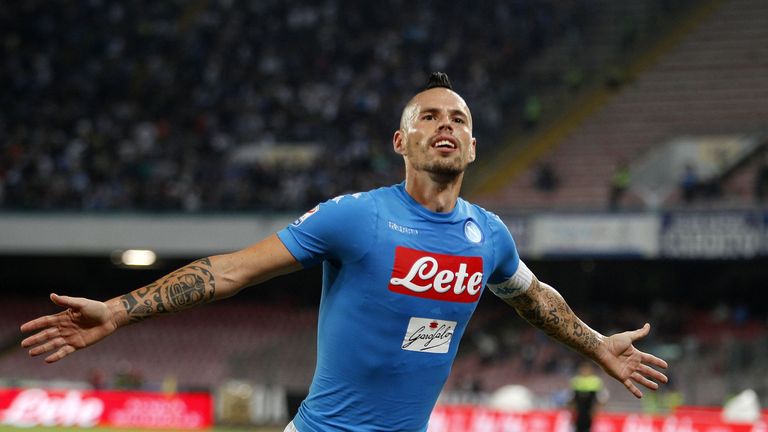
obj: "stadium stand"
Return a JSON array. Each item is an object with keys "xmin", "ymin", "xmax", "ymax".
[
  {"xmin": 1, "ymin": 300, "xmax": 317, "ymax": 392},
  {"xmin": 0, "ymin": 0, "xmax": 696, "ymax": 212},
  {"xmin": 0, "ymin": 299, "xmax": 56, "ymax": 347},
  {"xmin": 474, "ymin": 0, "xmax": 768, "ymax": 210}
]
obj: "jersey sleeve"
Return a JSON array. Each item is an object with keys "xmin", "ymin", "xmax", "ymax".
[
  {"xmin": 277, "ymin": 193, "xmax": 377, "ymax": 267},
  {"xmin": 485, "ymin": 213, "xmax": 534, "ymax": 299}
]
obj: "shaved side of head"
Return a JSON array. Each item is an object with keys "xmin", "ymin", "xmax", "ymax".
[{"xmin": 400, "ymin": 72, "xmax": 464, "ymax": 131}]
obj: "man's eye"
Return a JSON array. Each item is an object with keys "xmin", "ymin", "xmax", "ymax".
[
  {"xmin": 453, "ymin": 118, "xmax": 465, "ymax": 124},
  {"xmin": 422, "ymin": 114, "xmax": 434, "ymax": 120}
]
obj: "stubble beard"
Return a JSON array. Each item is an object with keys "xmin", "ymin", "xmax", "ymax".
[
  {"xmin": 412, "ymin": 154, "xmax": 467, "ymax": 182},
  {"xmin": 405, "ymin": 137, "xmax": 470, "ymax": 182}
]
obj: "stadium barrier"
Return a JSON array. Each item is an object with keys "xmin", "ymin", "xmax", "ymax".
[{"xmin": 2, "ymin": 209, "xmax": 766, "ymax": 259}]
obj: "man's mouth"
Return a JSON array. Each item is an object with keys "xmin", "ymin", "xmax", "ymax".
[{"xmin": 433, "ymin": 140, "xmax": 457, "ymax": 150}]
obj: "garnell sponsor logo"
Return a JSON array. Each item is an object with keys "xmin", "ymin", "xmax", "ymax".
[
  {"xmin": 0, "ymin": 389, "xmax": 104, "ymax": 427},
  {"xmin": 388, "ymin": 246, "xmax": 483, "ymax": 303}
]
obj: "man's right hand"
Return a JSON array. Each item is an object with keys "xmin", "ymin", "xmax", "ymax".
[{"xmin": 20, "ymin": 293, "xmax": 119, "ymax": 363}]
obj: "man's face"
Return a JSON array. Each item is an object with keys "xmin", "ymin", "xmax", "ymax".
[{"xmin": 394, "ymin": 88, "xmax": 476, "ymax": 178}]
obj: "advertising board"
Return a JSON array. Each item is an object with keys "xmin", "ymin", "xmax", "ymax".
[{"xmin": 0, "ymin": 388, "xmax": 213, "ymax": 429}]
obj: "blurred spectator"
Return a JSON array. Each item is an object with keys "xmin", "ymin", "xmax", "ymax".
[
  {"xmin": 608, "ymin": 160, "xmax": 630, "ymax": 210},
  {"xmin": 114, "ymin": 361, "xmax": 144, "ymax": 390},
  {"xmin": 523, "ymin": 95, "xmax": 543, "ymax": 130},
  {"xmin": 533, "ymin": 161, "xmax": 559, "ymax": 193},
  {"xmin": 680, "ymin": 163, "xmax": 699, "ymax": 203},
  {"xmin": 88, "ymin": 367, "xmax": 107, "ymax": 390},
  {"xmin": 754, "ymin": 152, "xmax": 768, "ymax": 203},
  {"xmin": 642, "ymin": 375, "xmax": 683, "ymax": 414}
]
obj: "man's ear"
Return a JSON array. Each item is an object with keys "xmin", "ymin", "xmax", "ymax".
[
  {"xmin": 393, "ymin": 130, "xmax": 406, "ymax": 156},
  {"xmin": 469, "ymin": 137, "xmax": 477, "ymax": 162}
]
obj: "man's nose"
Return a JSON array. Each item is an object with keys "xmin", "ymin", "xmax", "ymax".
[{"xmin": 437, "ymin": 116, "xmax": 453, "ymax": 132}]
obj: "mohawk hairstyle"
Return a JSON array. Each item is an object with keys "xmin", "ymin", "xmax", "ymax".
[{"xmin": 424, "ymin": 72, "xmax": 453, "ymax": 90}]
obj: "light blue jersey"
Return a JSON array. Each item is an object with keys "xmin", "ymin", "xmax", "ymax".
[{"xmin": 277, "ymin": 183, "xmax": 521, "ymax": 432}]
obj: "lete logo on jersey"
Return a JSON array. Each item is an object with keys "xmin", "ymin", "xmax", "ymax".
[{"xmin": 388, "ymin": 246, "xmax": 483, "ymax": 303}]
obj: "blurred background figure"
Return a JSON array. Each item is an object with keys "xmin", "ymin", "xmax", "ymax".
[
  {"xmin": 679, "ymin": 163, "xmax": 699, "ymax": 204},
  {"xmin": 533, "ymin": 161, "xmax": 559, "ymax": 194},
  {"xmin": 754, "ymin": 151, "xmax": 768, "ymax": 204},
  {"xmin": 642, "ymin": 374, "xmax": 684, "ymax": 415},
  {"xmin": 88, "ymin": 367, "xmax": 107, "ymax": 390},
  {"xmin": 608, "ymin": 160, "xmax": 630, "ymax": 210},
  {"xmin": 570, "ymin": 361, "xmax": 609, "ymax": 432}
]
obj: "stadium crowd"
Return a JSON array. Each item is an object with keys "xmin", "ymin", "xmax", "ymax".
[{"xmin": 1, "ymin": 0, "xmax": 676, "ymax": 212}]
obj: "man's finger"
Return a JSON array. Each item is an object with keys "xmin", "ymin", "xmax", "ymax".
[
  {"xmin": 624, "ymin": 378, "xmax": 643, "ymax": 399},
  {"xmin": 50, "ymin": 293, "xmax": 85, "ymax": 309},
  {"xmin": 20, "ymin": 327, "xmax": 59, "ymax": 348},
  {"xmin": 45, "ymin": 345, "xmax": 76, "ymax": 363},
  {"xmin": 631, "ymin": 371, "xmax": 659, "ymax": 391},
  {"xmin": 28, "ymin": 336, "xmax": 67, "ymax": 357},
  {"xmin": 20, "ymin": 315, "xmax": 60, "ymax": 334},
  {"xmin": 638, "ymin": 363, "xmax": 668, "ymax": 384},
  {"xmin": 627, "ymin": 323, "xmax": 651, "ymax": 342},
  {"xmin": 641, "ymin": 352, "xmax": 668, "ymax": 370}
]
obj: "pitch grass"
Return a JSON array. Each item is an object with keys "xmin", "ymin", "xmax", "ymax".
[{"xmin": 0, "ymin": 427, "xmax": 282, "ymax": 432}]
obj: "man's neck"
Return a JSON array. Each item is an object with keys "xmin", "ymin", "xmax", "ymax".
[{"xmin": 404, "ymin": 172, "xmax": 464, "ymax": 213}]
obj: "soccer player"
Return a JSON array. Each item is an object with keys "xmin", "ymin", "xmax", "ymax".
[{"xmin": 21, "ymin": 73, "xmax": 668, "ymax": 432}]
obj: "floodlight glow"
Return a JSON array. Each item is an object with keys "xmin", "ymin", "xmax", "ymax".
[{"xmin": 121, "ymin": 249, "xmax": 157, "ymax": 266}]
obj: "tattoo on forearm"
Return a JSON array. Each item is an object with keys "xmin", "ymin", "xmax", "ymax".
[
  {"xmin": 510, "ymin": 280, "xmax": 599, "ymax": 356},
  {"xmin": 120, "ymin": 258, "xmax": 216, "ymax": 323}
]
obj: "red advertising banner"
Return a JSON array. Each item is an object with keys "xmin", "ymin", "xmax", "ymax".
[
  {"xmin": 428, "ymin": 405, "xmax": 768, "ymax": 432},
  {"xmin": 0, "ymin": 388, "xmax": 212, "ymax": 429}
]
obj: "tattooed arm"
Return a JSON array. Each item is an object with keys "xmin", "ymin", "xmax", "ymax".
[
  {"xmin": 20, "ymin": 234, "xmax": 301, "ymax": 363},
  {"xmin": 115, "ymin": 234, "xmax": 300, "ymax": 323},
  {"xmin": 116, "ymin": 258, "xmax": 217, "ymax": 324},
  {"xmin": 505, "ymin": 276, "xmax": 668, "ymax": 398},
  {"xmin": 504, "ymin": 277, "xmax": 601, "ymax": 358}
]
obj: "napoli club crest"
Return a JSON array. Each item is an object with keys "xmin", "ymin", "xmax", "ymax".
[{"xmin": 464, "ymin": 220, "xmax": 483, "ymax": 244}]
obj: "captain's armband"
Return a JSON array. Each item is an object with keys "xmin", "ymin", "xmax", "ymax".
[{"xmin": 487, "ymin": 260, "xmax": 534, "ymax": 299}]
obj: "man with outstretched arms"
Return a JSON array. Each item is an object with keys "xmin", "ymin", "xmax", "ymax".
[{"xmin": 21, "ymin": 73, "xmax": 668, "ymax": 432}]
